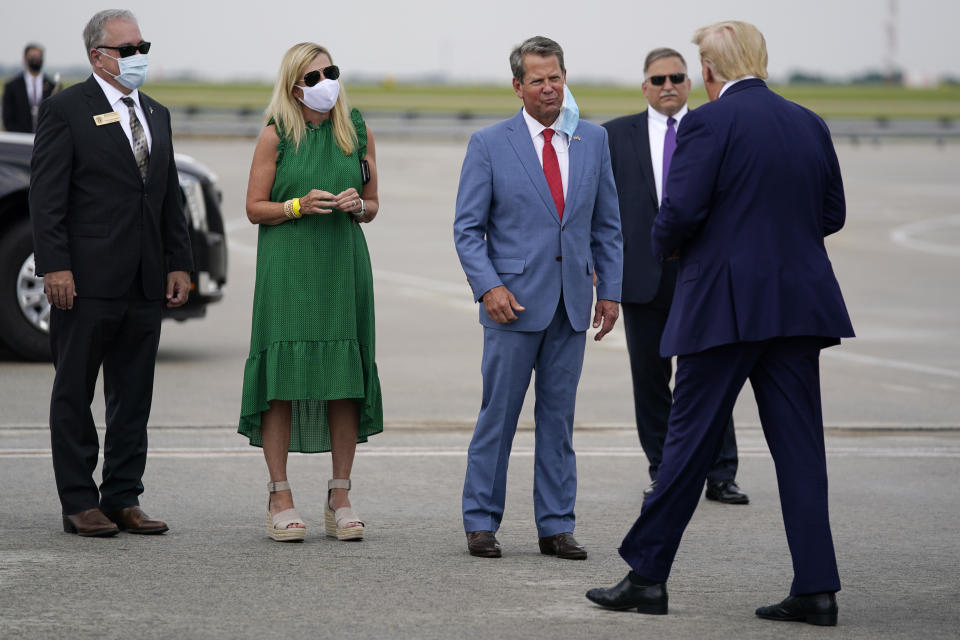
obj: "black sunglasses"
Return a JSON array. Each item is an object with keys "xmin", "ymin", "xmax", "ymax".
[
  {"xmin": 98, "ymin": 41, "xmax": 151, "ymax": 58},
  {"xmin": 302, "ymin": 65, "xmax": 340, "ymax": 87},
  {"xmin": 647, "ymin": 73, "xmax": 685, "ymax": 86}
]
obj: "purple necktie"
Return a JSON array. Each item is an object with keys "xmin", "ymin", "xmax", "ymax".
[{"xmin": 662, "ymin": 116, "xmax": 677, "ymax": 199}]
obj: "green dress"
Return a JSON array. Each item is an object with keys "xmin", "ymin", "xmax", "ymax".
[{"xmin": 239, "ymin": 109, "xmax": 383, "ymax": 452}]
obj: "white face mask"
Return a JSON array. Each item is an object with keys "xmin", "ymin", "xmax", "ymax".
[{"xmin": 297, "ymin": 78, "xmax": 340, "ymax": 113}]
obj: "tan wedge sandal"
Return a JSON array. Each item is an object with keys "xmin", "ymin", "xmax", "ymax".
[
  {"xmin": 266, "ymin": 480, "xmax": 306, "ymax": 542},
  {"xmin": 325, "ymin": 479, "xmax": 365, "ymax": 541}
]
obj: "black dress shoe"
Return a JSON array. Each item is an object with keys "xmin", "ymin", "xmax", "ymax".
[
  {"xmin": 466, "ymin": 530, "xmax": 502, "ymax": 558},
  {"xmin": 642, "ymin": 480, "xmax": 657, "ymax": 497},
  {"xmin": 587, "ymin": 571, "xmax": 667, "ymax": 616},
  {"xmin": 586, "ymin": 573, "xmax": 668, "ymax": 615},
  {"xmin": 705, "ymin": 480, "xmax": 749, "ymax": 504},
  {"xmin": 538, "ymin": 532, "xmax": 587, "ymax": 560},
  {"xmin": 756, "ymin": 592, "xmax": 838, "ymax": 626}
]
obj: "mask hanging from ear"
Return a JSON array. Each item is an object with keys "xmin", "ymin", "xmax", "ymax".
[{"xmin": 556, "ymin": 85, "xmax": 580, "ymax": 138}]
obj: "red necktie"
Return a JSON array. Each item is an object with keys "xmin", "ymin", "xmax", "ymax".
[{"xmin": 541, "ymin": 128, "xmax": 564, "ymax": 219}]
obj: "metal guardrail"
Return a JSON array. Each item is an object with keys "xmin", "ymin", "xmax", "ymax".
[
  {"xmin": 169, "ymin": 107, "xmax": 960, "ymax": 143},
  {"xmin": 824, "ymin": 117, "xmax": 959, "ymax": 144}
]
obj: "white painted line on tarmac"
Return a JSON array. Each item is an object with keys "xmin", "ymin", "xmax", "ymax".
[
  {"xmin": 2, "ymin": 446, "xmax": 959, "ymax": 459},
  {"xmin": 889, "ymin": 215, "xmax": 960, "ymax": 257},
  {"xmin": 227, "ymin": 238, "xmax": 257, "ymax": 257},
  {"xmin": 224, "ymin": 223, "xmax": 958, "ymax": 372},
  {"xmin": 823, "ymin": 349, "xmax": 960, "ymax": 379}
]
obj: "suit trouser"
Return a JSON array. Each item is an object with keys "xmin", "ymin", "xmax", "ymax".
[
  {"xmin": 621, "ymin": 264, "xmax": 738, "ymax": 485},
  {"xmin": 618, "ymin": 337, "xmax": 841, "ymax": 595},
  {"xmin": 48, "ymin": 280, "xmax": 162, "ymax": 515},
  {"xmin": 462, "ymin": 299, "xmax": 586, "ymax": 537}
]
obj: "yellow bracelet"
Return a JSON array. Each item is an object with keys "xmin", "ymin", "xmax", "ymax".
[{"xmin": 292, "ymin": 198, "xmax": 302, "ymax": 218}]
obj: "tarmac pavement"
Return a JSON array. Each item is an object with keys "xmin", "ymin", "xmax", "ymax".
[
  {"xmin": 1, "ymin": 138, "xmax": 959, "ymax": 638},
  {"xmin": 1, "ymin": 427, "xmax": 958, "ymax": 638}
]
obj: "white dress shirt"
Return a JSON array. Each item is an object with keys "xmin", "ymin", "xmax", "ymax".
[
  {"xmin": 92, "ymin": 72, "xmax": 153, "ymax": 153},
  {"xmin": 647, "ymin": 104, "xmax": 688, "ymax": 205},
  {"xmin": 24, "ymin": 70, "xmax": 44, "ymax": 107},
  {"xmin": 521, "ymin": 108, "xmax": 569, "ymax": 200},
  {"xmin": 718, "ymin": 75, "xmax": 758, "ymax": 98}
]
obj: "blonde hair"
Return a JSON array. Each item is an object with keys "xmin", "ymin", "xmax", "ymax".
[
  {"xmin": 692, "ymin": 21, "xmax": 768, "ymax": 83},
  {"xmin": 265, "ymin": 42, "xmax": 356, "ymax": 154}
]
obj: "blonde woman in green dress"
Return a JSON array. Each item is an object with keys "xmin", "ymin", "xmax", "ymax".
[{"xmin": 241, "ymin": 42, "xmax": 383, "ymax": 542}]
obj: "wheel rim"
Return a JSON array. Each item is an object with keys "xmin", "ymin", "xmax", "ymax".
[{"xmin": 16, "ymin": 252, "xmax": 49, "ymax": 333}]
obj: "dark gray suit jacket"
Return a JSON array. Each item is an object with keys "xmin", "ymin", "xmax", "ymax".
[{"xmin": 603, "ymin": 110, "xmax": 662, "ymax": 304}]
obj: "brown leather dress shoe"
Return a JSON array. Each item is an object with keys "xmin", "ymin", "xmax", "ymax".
[
  {"xmin": 466, "ymin": 530, "xmax": 502, "ymax": 558},
  {"xmin": 105, "ymin": 506, "xmax": 169, "ymax": 535},
  {"xmin": 539, "ymin": 532, "xmax": 587, "ymax": 560},
  {"xmin": 62, "ymin": 508, "xmax": 120, "ymax": 537}
]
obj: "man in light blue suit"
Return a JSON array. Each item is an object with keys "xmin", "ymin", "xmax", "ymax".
[{"xmin": 454, "ymin": 36, "xmax": 622, "ymax": 560}]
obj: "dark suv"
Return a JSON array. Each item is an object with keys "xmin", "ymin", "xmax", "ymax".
[{"xmin": 0, "ymin": 131, "xmax": 227, "ymax": 360}]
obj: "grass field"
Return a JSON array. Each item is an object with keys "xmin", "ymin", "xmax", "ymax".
[{"xmin": 7, "ymin": 80, "xmax": 960, "ymax": 119}]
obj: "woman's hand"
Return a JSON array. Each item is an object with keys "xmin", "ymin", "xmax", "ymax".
[
  {"xmin": 333, "ymin": 188, "xmax": 364, "ymax": 217},
  {"xmin": 299, "ymin": 189, "xmax": 337, "ymax": 215}
]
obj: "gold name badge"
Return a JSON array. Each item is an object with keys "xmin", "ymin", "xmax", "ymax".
[{"xmin": 93, "ymin": 112, "xmax": 121, "ymax": 126}]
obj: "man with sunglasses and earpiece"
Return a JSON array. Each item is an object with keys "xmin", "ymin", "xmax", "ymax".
[
  {"xmin": 603, "ymin": 47, "xmax": 748, "ymax": 508},
  {"xmin": 30, "ymin": 9, "xmax": 193, "ymax": 538}
]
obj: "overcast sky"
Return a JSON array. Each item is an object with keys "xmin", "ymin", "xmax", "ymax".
[{"xmin": 1, "ymin": 0, "xmax": 957, "ymax": 85}]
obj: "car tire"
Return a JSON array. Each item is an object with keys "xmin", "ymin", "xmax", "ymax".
[{"xmin": 0, "ymin": 219, "xmax": 52, "ymax": 361}]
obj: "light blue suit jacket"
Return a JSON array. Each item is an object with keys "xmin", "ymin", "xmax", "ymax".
[{"xmin": 454, "ymin": 110, "xmax": 622, "ymax": 332}]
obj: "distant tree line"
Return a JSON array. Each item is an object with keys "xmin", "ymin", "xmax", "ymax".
[{"xmin": 787, "ymin": 69, "xmax": 960, "ymax": 86}]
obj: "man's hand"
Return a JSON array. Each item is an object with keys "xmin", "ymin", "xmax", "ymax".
[
  {"xmin": 483, "ymin": 285, "xmax": 526, "ymax": 324},
  {"xmin": 44, "ymin": 270, "xmax": 76, "ymax": 310},
  {"xmin": 166, "ymin": 271, "xmax": 191, "ymax": 307},
  {"xmin": 592, "ymin": 299, "xmax": 619, "ymax": 341}
]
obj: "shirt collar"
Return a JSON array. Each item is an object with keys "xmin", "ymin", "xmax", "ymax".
[
  {"xmin": 718, "ymin": 76, "xmax": 757, "ymax": 98},
  {"xmin": 648, "ymin": 104, "xmax": 688, "ymax": 125},
  {"xmin": 92, "ymin": 72, "xmax": 141, "ymax": 110},
  {"xmin": 521, "ymin": 107, "xmax": 566, "ymax": 143}
]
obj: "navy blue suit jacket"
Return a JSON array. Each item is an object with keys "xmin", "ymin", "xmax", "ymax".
[
  {"xmin": 603, "ymin": 110, "xmax": 662, "ymax": 304},
  {"xmin": 652, "ymin": 79, "xmax": 854, "ymax": 357}
]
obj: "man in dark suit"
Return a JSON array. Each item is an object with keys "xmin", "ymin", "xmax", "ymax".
[
  {"xmin": 30, "ymin": 9, "xmax": 193, "ymax": 537},
  {"xmin": 586, "ymin": 21, "xmax": 854, "ymax": 626},
  {"xmin": 603, "ymin": 47, "xmax": 747, "ymax": 505},
  {"xmin": 3, "ymin": 43, "xmax": 56, "ymax": 132}
]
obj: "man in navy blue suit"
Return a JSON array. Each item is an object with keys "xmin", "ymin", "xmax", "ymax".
[
  {"xmin": 603, "ymin": 47, "xmax": 748, "ymax": 505},
  {"xmin": 586, "ymin": 21, "xmax": 854, "ymax": 626}
]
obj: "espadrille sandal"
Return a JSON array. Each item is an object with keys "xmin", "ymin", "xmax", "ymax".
[
  {"xmin": 266, "ymin": 480, "xmax": 306, "ymax": 542},
  {"xmin": 325, "ymin": 479, "xmax": 365, "ymax": 541}
]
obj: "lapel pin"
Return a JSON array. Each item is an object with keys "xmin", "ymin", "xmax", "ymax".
[
  {"xmin": 149, "ymin": 106, "xmax": 154, "ymax": 115},
  {"xmin": 572, "ymin": 136, "xmax": 581, "ymax": 141}
]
